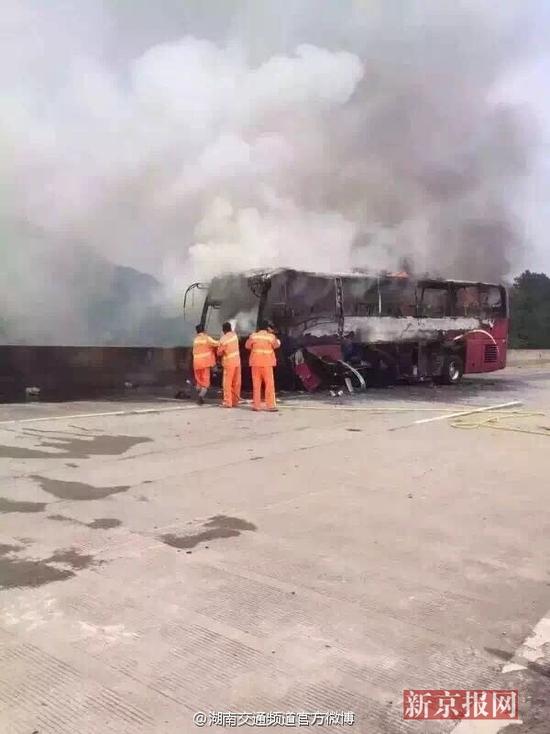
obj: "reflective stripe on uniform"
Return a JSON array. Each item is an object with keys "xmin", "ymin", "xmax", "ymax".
[
  {"xmin": 219, "ymin": 332, "xmax": 240, "ymax": 366},
  {"xmin": 193, "ymin": 334, "xmax": 217, "ymax": 367},
  {"xmin": 246, "ymin": 330, "xmax": 279, "ymax": 367},
  {"xmin": 193, "ymin": 338, "xmax": 213, "ymax": 352}
]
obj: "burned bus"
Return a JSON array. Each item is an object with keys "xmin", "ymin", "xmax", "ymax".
[{"xmin": 184, "ymin": 269, "xmax": 508, "ymax": 390}]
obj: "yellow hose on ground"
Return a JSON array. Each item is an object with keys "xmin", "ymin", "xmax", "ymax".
[
  {"xmin": 277, "ymin": 402, "xmax": 550, "ymax": 437},
  {"xmin": 450, "ymin": 411, "xmax": 549, "ymax": 436}
]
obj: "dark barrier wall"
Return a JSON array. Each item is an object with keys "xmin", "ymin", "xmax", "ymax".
[{"xmin": 0, "ymin": 346, "xmax": 192, "ymax": 402}]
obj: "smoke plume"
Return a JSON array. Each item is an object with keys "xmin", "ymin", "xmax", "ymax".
[{"xmin": 0, "ymin": 0, "xmax": 546, "ymax": 344}]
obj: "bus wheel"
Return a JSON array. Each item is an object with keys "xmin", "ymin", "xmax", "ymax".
[{"xmin": 440, "ymin": 354, "xmax": 464, "ymax": 385}]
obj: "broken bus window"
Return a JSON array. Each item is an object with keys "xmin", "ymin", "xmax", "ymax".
[
  {"xmin": 342, "ymin": 277, "xmax": 380, "ymax": 316},
  {"xmin": 285, "ymin": 274, "xmax": 337, "ymax": 326},
  {"xmin": 454, "ymin": 285, "xmax": 480, "ymax": 317},
  {"xmin": 418, "ymin": 285, "xmax": 450, "ymax": 318},
  {"xmin": 379, "ymin": 278, "xmax": 417, "ymax": 317},
  {"xmin": 479, "ymin": 285, "xmax": 504, "ymax": 318}
]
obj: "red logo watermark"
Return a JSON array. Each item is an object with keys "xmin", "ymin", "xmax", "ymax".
[{"xmin": 403, "ymin": 690, "xmax": 519, "ymax": 720}]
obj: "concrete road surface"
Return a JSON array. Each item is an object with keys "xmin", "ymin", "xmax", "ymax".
[{"xmin": 1, "ymin": 366, "xmax": 550, "ymax": 733}]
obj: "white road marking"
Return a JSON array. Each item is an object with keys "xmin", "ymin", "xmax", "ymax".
[
  {"xmin": 412, "ymin": 401, "xmax": 522, "ymax": 425},
  {"xmin": 0, "ymin": 400, "xmax": 522, "ymax": 428},
  {"xmin": 502, "ymin": 663, "xmax": 526, "ymax": 674},
  {"xmin": 390, "ymin": 401, "xmax": 523, "ymax": 431},
  {"xmin": 0, "ymin": 404, "xmax": 201, "ymax": 426},
  {"xmin": 451, "ymin": 610, "xmax": 550, "ymax": 732},
  {"xmin": 278, "ymin": 404, "xmax": 465, "ymax": 412},
  {"xmin": 517, "ymin": 615, "xmax": 550, "ymax": 663}
]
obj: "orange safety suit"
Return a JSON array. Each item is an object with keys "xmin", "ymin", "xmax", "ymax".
[
  {"xmin": 192, "ymin": 332, "xmax": 218, "ymax": 393},
  {"xmin": 217, "ymin": 331, "xmax": 241, "ymax": 408},
  {"xmin": 245, "ymin": 329, "xmax": 281, "ymax": 410}
]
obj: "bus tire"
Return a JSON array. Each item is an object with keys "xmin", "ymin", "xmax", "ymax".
[{"xmin": 440, "ymin": 354, "xmax": 464, "ymax": 385}]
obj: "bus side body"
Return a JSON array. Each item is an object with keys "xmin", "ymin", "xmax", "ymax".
[
  {"xmin": 196, "ymin": 271, "xmax": 509, "ymax": 387},
  {"xmin": 449, "ymin": 283, "xmax": 508, "ymax": 374},
  {"xmin": 261, "ymin": 271, "xmax": 509, "ymax": 382},
  {"xmin": 409, "ymin": 280, "xmax": 509, "ymax": 376}
]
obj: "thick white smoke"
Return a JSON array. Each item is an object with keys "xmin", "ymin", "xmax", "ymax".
[{"xmin": 0, "ymin": 0, "xmax": 547, "ymax": 344}]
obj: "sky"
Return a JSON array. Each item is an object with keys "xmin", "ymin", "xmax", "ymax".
[{"xmin": 1, "ymin": 0, "xmax": 549, "ymax": 343}]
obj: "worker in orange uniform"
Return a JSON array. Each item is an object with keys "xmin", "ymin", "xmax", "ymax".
[
  {"xmin": 192, "ymin": 324, "xmax": 218, "ymax": 404},
  {"xmin": 217, "ymin": 321, "xmax": 241, "ymax": 408},
  {"xmin": 245, "ymin": 320, "xmax": 281, "ymax": 412}
]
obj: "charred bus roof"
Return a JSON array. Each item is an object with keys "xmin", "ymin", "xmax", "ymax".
[{"xmin": 208, "ymin": 268, "xmax": 505, "ymax": 289}]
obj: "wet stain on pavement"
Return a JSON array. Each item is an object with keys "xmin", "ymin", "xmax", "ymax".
[
  {"xmin": 47, "ymin": 514, "xmax": 122, "ymax": 530},
  {"xmin": 0, "ymin": 445, "xmax": 57, "ymax": 459},
  {"xmin": 0, "ymin": 544, "xmax": 102, "ymax": 589},
  {"xmin": 162, "ymin": 527, "xmax": 240, "ymax": 549},
  {"xmin": 87, "ymin": 518, "xmax": 122, "ymax": 530},
  {"xmin": 0, "ymin": 544, "xmax": 72, "ymax": 589},
  {"xmin": 0, "ymin": 556, "xmax": 74, "ymax": 589},
  {"xmin": 162, "ymin": 515, "xmax": 257, "ymax": 550},
  {"xmin": 0, "ymin": 497, "xmax": 47, "ymax": 514},
  {"xmin": 31, "ymin": 475, "xmax": 129, "ymax": 501},
  {"xmin": 0, "ymin": 433, "xmax": 151, "ymax": 460},
  {"xmin": 47, "ymin": 514, "xmax": 78, "ymax": 524},
  {"xmin": 206, "ymin": 515, "xmax": 257, "ymax": 531},
  {"xmin": 45, "ymin": 548, "xmax": 96, "ymax": 570}
]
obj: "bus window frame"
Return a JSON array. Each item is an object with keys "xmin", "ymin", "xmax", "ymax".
[
  {"xmin": 449, "ymin": 283, "xmax": 507, "ymax": 319},
  {"xmin": 417, "ymin": 283, "xmax": 452, "ymax": 318},
  {"xmin": 342, "ymin": 277, "xmax": 381, "ymax": 317},
  {"xmin": 378, "ymin": 278, "xmax": 418, "ymax": 318},
  {"xmin": 479, "ymin": 284, "xmax": 506, "ymax": 319},
  {"xmin": 451, "ymin": 284, "xmax": 481, "ymax": 318},
  {"xmin": 283, "ymin": 274, "xmax": 339, "ymax": 329}
]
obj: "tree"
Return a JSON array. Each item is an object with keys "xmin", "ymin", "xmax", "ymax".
[{"xmin": 509, "ymin": 271, "xmax": 550, "ymax": 348}]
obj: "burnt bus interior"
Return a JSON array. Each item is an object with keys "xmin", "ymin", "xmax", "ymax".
[
  {"xmin": 192, "ymin": 270, "xmax": 507, "ymax": 391},
  {"xmin": 260, "ymin": 272, "xmax": 506, "ymax": 326}
]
